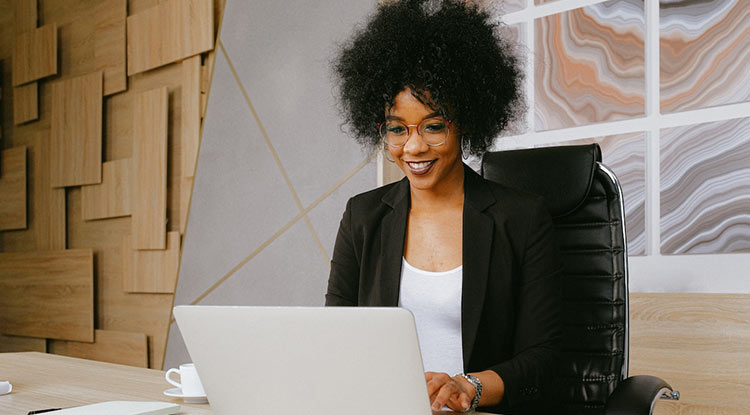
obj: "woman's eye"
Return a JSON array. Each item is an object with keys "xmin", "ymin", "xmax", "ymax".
[
  {"xmin": 387, "ymin": 125, "xmax": 407, "ymax": 135},
  {"xmin": 423, "ymin": 122, "xmax": 447, "ymax": 133}
]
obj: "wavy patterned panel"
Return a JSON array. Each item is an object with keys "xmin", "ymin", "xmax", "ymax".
[
  {"xmin": 660, "ymin": 0, "xmax": 750, "ymax": 113},
  {"xmin": 535, "ymin": 0, "xmax": 645, "ymax": 131},
  {"xmin": 661, "ymin": 118, "xmax": 750, "ymax": 255},
  {"xmin": 544, "ymin": 133, "xmax": 646, "ymax": 255}
]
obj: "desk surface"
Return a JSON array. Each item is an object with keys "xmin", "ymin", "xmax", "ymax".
[
  {"xmin": 1, "ymin": 352, "xmax": 494, "ymax": 415},
  {"xmin": 0, "ymin": 352, "xmax": 211, "ymax": 415}
]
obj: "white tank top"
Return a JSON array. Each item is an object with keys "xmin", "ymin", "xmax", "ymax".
[{"xmin": 398, "ymin": 257, "xmax": 464, "ymax": 375}]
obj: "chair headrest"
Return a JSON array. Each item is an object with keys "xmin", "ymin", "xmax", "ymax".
[{"xmin": 481, "ymin": 144, "xmax": 601, "ymax": 218}]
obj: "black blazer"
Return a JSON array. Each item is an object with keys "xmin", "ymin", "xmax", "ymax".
[{"xmin": 325, "ymin": 164, "xmax": 562, "ymax": 413}]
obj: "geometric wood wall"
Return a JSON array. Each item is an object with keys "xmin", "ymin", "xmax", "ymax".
[{"xmin": 0, "ymin": 0, "xmax": 223, "ymax": 370}]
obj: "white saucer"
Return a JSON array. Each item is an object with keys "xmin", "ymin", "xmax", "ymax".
[{"xmin": 163, "ymin": 387, "xmax": 208, "ymax": 404}]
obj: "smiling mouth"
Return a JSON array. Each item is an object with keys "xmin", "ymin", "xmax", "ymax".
[{"xmin": 405, "ymin": 160, "xmax": 436, "ymax": 175}]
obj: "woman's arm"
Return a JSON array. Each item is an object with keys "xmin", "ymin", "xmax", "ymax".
[
  {"xmin": 488, "ymin": 199, "xmax": 562, "ymax": 409},
  {"xmin": 325, "ymin": 198, "xmax": 360, "ymax": 306}
]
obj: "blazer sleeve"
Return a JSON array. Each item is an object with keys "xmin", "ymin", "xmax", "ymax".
[
  {"xmin": 488, "ymin": 200, "xmax": 562, "ymax": 410},
  {"xmin": 325, "ymin": 198, "xmax": 359, "ymax": 306}
]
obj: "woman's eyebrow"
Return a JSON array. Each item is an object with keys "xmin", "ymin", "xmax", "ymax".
[{"xmin": 385, "ymin": 112, "xmax": 442, "ymax": 121}]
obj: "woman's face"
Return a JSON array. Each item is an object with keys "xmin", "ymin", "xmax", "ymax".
[{"xmin": 386, "ymin": 89, "xmax": 463, "ymax": 193}]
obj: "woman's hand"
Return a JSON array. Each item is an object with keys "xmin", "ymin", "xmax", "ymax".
[{"xmin": 425, "ymin": 372, "xmax": 475, "ymax": 412}]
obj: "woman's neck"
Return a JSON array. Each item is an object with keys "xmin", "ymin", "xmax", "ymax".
[{"xmin": 409, "ymin": 162, "xmax": 465, "ymax": 209}]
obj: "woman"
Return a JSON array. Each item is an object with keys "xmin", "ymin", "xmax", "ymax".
[{"xmin": 325, "ymin": 1, "xmax": 562, "ymax": 413}]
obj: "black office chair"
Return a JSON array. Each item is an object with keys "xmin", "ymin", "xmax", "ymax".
[{"xmin": 481, "ymin": 144, "xmax": 679, "ymax": 415}]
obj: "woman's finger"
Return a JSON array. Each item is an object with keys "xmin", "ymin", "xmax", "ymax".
[{"xmin": 431, "ymin": 382, "xmax": 460, "ymax": 411}]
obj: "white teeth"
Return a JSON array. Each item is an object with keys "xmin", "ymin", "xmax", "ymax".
[{"xmin": 407, "ymin": 161, "xmax": 432, "ymax": 169}]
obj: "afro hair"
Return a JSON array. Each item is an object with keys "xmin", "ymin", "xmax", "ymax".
[{"xmin": 333, "ymin": 0, "xmax": 524, "ymax": 157}]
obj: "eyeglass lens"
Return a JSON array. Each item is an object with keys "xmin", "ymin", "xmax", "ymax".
[{"xmin": 380, "ymin": 118, "xmax": 449, "ymax": 147}]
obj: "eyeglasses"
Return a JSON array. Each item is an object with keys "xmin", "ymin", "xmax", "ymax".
[{"xmin": 378, "ymin": 117, "xmax": 451, "ymax": 148}]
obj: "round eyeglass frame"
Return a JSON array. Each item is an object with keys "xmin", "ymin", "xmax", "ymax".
[{"xmin": 378, "ymin": 118, "xmax": 452, "ymax": 148}]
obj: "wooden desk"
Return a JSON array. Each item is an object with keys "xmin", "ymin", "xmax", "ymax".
[
  {"xmin": 0, "ymin": 352, "xmax": 212, "ymax": 414},
  {"xmin": 0, "ymin": 352, "xmax": 495, "ymax": 415}
]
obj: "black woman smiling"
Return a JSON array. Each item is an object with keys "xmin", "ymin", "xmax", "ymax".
[{"xmin": 325, "ymin": 1, "xmax": 562, "ymax": 413}]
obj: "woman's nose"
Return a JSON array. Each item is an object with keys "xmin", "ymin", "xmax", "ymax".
[{"xmin": 402, "ymin": 128, "xmax": 429, "ymax": 154}]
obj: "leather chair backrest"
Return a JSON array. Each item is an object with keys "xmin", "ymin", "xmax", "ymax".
[{"xmin": 482, "ymin": 144, "xmax": 628, "ymax": 415}]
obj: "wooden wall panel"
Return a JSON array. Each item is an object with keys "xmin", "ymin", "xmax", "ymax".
[
  {"xmin": 81, "ymin": 159, "xmax": 131, "ymax": 221},
  {"xmin": 126, "ymin": 0, "xmax": 213, "ymax": 75},
  {"xmin": 0, "ymin": 334, "xmax": 47, "ymax": 353},
  {"xmin": 132, "ymin": 87, "xmax": 167, "ymax": 249},
  {"xmin": 95, "ymin": 0, "xmax": 127, "ymax": 96},
  {"xmin": 182, "ymin": 56, "xmax": 201, "ymax": 179},
  {"xmin": 13, "ymin": 0, "xmax": 37, "ymax": 33},
  {"xmin": 0, "ymin": 146, "xmax": 27, "ymax": 230},
  {"xmin": 0, "ymin": 249, "xmax": 94, "ymax": 342},
  {"xmin": 50, "ymin": 72, "xmax": 103, "ymax": 188},
  {"xmin": 630, "ymin": 293, "xmax": 750, "ymax": 415},
  {"xmin": 13, "ymin": 83, "xmax": 38, "ymax": 125},
  {"xmin": 49, "ymin": 329, "xmax": 148, "ymax": 368},
  {"xmin": 122, "ymin": 232, "xmax": 180, "ymax": 293},
  {"xmin": 33, "ymin": 131, "xmax": 66, "ymax": 250},
  {"xmin": 12, "ymin": 24, "xmax": 58, "ymax": 86}
]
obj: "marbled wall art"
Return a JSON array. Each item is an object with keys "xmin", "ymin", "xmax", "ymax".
[
  {"xmin": 661, "ymin": 117, "xmax": 750, "ymax": 255},
  {"xmin": 542, "ymin": 133, "xmax": 646, "ymax": 255},
  {"xmin": 535, "ymin": 0, "xmax": 645, "ymax": 131},
  {"xmin": 660, "ymin": 0, "xmax": 750, "ymax": 113}
]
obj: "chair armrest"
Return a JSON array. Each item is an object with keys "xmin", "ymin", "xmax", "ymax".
[{"xmin": 604, "ymin": 375, "xmax": 676, "ymax": 415}]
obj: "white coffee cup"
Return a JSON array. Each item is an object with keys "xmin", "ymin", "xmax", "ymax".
[{"xmin": 165, "ymin": 363, "xmax": 206, "ymax": 396}]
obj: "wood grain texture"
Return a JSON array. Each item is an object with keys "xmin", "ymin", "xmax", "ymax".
[
  {"xmin": 122, "ymin": 232, "xmax": 180, "ymax": 293},
  {"xmin": 12, "ymin": 23, "xmax": 58, "ymax": 86},
  {"xmin": 126, "ymin": 0, "xmax": 214, "ymax": 75},
  {"xmin": 95, "ymin": 0, "xmax": 127, "ymax": 95},
  {"xmin": 33, "ymin": 131, "xmax": 67, "ymax": 250},
  {"xmin": 0, "ymin": 146, "xmax": 27, "ymax": 230},
  {"xmin": 13, "ymin": 82, "xmax": 38, "ymax": 125},
  {"xmin": 81, "ymin": 158, "xmax": 131, "ymax": 221},
  {"xmin": 0, "ymin": 334, "xmax": 47, "ymax": 353},
  {"xmin": 132, "ymin": 87, "xmax": 168, "ymax": 249},
  {"xmin": 50, "ymin": 71, "xmax": 103, "ymax": 188},
  {"xmin": 630, "ymin": 293, "xmax": 750, "ymax": 414},
  {"xmin": 0, "ymin": 249, "xmax": 94, "ymax": 342},
  {"xmin": 49, "ymin": 329, "xmax": 148, "ymax": 368},
  {"xmin": 182, "ymin": 56, "xmax": 201, "ymax": 179},
  {"xmin": 13, "ymin": 0, "xmax": 37, "ymax": 34},
  {"xmin": 0, "ymin": 353, "xmax": 213, "ymax": 414}
]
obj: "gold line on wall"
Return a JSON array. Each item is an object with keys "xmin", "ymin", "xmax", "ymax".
[
  {"xmin": 218, "ymin": 40, "xmax": 330, "ymax": 267},
  {"xmin": 187, "ymin": 155, "xmax": 373, "ymax": 307},
  {"xmin": 132, "ymin": 87, "xmax": 168, "ymax": 250}
]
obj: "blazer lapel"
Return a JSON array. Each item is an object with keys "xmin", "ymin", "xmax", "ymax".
[
  {"xmin": 461, "ymin": 165, "xmax": 495, "ymax": 366},
  {"xmin": 379, "ymin": 178, "xmax": 410, "ymax": 307}
]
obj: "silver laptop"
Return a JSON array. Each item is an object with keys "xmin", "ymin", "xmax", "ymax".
[{"xmin": 173, "ymin": 306, "xmax": 433, "ymax": 415}]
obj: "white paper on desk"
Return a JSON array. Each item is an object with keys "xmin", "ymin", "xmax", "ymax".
[
  {"xmin": 0, "ymin": 381, "xmax": 12, "ymax": 395},
  {"xmin": 52, "ymin": 401, "xmax": 180, "ymax": 415}
]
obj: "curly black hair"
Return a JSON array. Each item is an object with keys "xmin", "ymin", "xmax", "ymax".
[{"xmin": 333, "ymin": 0, "xmax": 524, "ymax": 157}]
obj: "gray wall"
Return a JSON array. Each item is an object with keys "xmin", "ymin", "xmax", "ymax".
[{"xmin": 165, "ymin": 0, "xmax": 378, "ymax": 369}]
